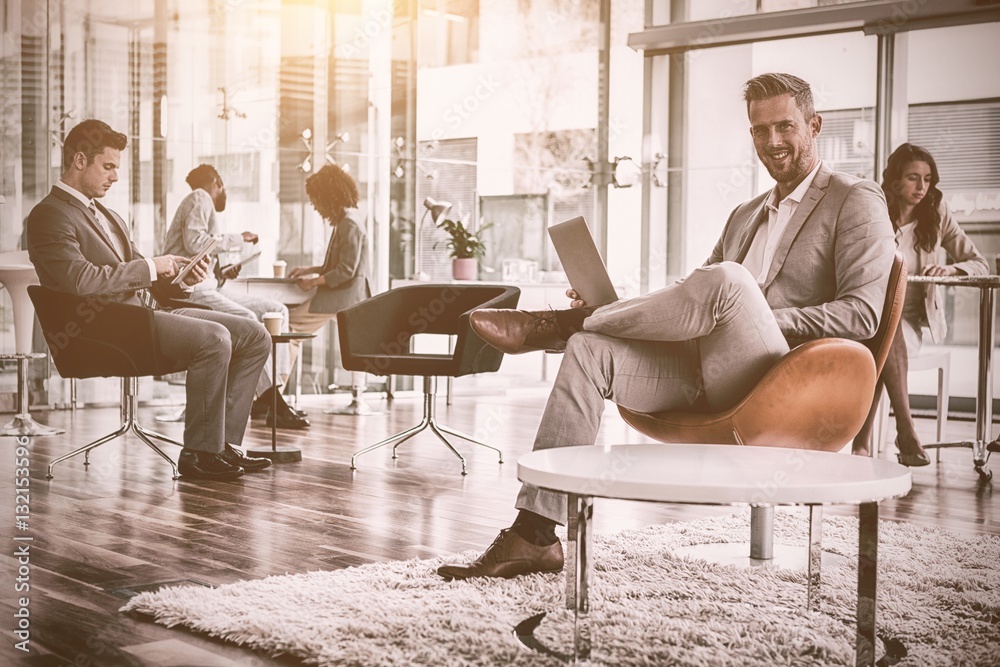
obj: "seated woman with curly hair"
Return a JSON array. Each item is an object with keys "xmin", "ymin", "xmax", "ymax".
[{"xmin": 286, "ymin": 163, "xmax": 371, "ymax": 371}]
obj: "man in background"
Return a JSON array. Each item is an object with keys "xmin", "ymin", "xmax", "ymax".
[{"xmin": 163, "ymin": 164, "xmax": 308, "ymax": 429}]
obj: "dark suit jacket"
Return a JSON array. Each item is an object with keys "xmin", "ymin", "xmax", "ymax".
[
  {"xmin": 308, "ymin": 209, "xmax": 372, "ymax": 314},
  {"xmin": 26, "ymin": 186, "xmax": 183, "ymax": 306}
]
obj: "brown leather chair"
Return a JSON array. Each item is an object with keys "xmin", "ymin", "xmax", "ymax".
[
  {"xmin": 618, "ymin": 252, "xmax": 907, "ymax": 453},
  {"xmin": 614, "ymin": 253, "xmax": 905, "ymax": 563}
]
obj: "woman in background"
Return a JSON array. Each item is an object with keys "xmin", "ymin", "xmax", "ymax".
[
  {"xmin": 286, "ymin": 163, "xmax": 371, "ymax": 371},
  {"xmin": 853, "ymin": 143, "xmax": 988, "ymax": 465}
]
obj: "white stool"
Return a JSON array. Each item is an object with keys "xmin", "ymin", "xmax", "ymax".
[
  {"xmin": 0, "ymin": 251, "xmax": 64, "ymax": 436},
  {"xmin": 874, "ymin": 348, "xmax": 950, "ymax": 458}
]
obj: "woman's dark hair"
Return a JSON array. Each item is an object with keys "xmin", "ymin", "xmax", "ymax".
[
  {"xmin": 304, "ymin": 163, "xmax": 359, "ymax": 223},
  {"xmin": 882, "ymin": 142, "xmax": 942, "ymax": 254},
  {"xmin": 62, "ymin": 119, "xmax": 128, "ymax": 171}
]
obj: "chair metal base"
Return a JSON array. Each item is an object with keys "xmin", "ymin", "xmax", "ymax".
[
  {"xmin": 46, "ymin": 377, "xmax": 182, "ymax": 480},
  {"xmin": 350, "ymin": 376, "xmax": 502, "ymax": 475},
  {"xmin": 0, "ymin": 354, "xmax": 64, "ymax": 437}
]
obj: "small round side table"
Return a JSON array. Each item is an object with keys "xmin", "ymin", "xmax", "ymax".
[{"xmin": 247, "ymin": 332, "xmax": 315, "ymax": 463}]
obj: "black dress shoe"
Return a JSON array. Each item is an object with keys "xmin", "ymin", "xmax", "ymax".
[
  {"xmin": 177, "ymin": 449, "xmax": 245, "ymax": 481},
  {"xmin": 436, "ymin": 528, "xmax": 563, "ymax": 581},
  {"xmin": 250, "ymin": 396, "xmax": 269, "ymax": 419},
  {"xmin": 221, "ymin": 444, "xmax": 273, "ymax": 472},
  {"xmin": 252, "ymin": 392, "xmax": 308, "ymax": 420},
  {"xmin": 266, "ymin": 410, "xmax": 310, "ymax": 430}
]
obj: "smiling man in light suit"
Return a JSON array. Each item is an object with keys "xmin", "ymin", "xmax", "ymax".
[
  {"xmin": 26, "ymin": 119, "xmax": 272, "ymax": 482},
  {"xmin": 438, "ymin": 73, "xmax": 896, "ymax": 581}
]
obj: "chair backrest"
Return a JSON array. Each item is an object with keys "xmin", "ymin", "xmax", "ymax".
[
  {"xmin": 28, "ymin": 285, "xmax": 175, "ymax": 379},
  {"xmin": 861, "ymin": 251, "xmax": 906, "ymax": 378},
  {"xmin": 338, "ymin": 284, "xmax": 520, "ymax": 378}
]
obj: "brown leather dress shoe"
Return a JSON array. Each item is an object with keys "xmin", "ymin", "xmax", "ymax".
[
  {"xmin": 470, "ymin": 309, "xmax": 567, "ymax": 355},
  {"xmin": 436, "ymin": 528, "xmax": 564, "ymax": 580}
]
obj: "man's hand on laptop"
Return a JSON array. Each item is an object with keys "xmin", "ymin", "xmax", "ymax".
[{"xmin": 566, "ymin": 288, "xmax": 588, "ymax": 309}]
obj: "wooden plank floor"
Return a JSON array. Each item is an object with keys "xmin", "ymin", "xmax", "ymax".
[{"xmin": 1, "ymin": 385, "xmax": 996, "ymax": 665}]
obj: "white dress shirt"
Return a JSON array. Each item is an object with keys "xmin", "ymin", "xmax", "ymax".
[{"xmin": 742, "ymin": 160, "xmax": 823, "ymax": 285}]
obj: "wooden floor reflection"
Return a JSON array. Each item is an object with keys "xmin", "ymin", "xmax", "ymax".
[{"xmin": 2, "ymin": 386, "xmax": 995, "ymax": 664}]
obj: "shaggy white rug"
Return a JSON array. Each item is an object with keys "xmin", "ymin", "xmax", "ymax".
[{"xmin": 121, "ymin": 511, "xmax": 1000, "ymax": 666}]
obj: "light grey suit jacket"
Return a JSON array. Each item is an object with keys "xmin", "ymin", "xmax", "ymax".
[
  {"xmin": 308, "ymin": 209, "xmax": 372, "ymax": 314},
  {"xmin": 708, "ymin": 163, "xmax": 895, "ymax": 343},
  {"xmin": 26, "ymin": 187, "xmax": 179, "ymax": 305}
]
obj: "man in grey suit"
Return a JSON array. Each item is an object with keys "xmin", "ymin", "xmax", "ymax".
[
  {"xmin": 26, "ymin": 119, "xmax": 273, "ymax": 481},
  {"xmin": 438, "ymin": 73, "xmax": 896, "ymax": 580}
]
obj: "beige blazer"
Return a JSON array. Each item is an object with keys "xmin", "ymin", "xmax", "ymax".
[
  {"xmin": 308, "ymin": 209, "xmax": 372, "ymax": 314},
  {"xmin": 708, "ymin": 163, "xmax": 896, "ymax": 343},
  {"xmin": 908, "ymin": 201, "xmax": 989, "ymax": 343}
]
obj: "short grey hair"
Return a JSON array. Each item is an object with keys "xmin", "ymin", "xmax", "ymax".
[{"xmin": 742, "ymin": 72, "xmax": 815, "ymax": 119}]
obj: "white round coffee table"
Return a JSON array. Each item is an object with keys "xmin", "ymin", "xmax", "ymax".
[{"xmin": 517, "ymin": 443, "xmax": 912, "ymax": 667}]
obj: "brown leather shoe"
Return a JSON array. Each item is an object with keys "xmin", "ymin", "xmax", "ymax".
[
  {"xmin": 436, "ymin": 528, "xmax": 564, "ymax": 580},
  {"xmin": 470, "ymin": 309, "xmax": 568, "ymax": 354}
]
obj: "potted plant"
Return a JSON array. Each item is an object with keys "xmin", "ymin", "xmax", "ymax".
[{"xmin": 435, "ymin": 217, "xmax": 491, "ymax": 280}]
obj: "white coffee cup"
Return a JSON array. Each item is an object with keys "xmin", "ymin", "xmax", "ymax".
[
  {"xmin": 273, "ymin": 260, "xmax": 287, "ymax": 279},
  {"xmin": 262, "ymin": 312, "xmax": 283, "ymax": 336}
]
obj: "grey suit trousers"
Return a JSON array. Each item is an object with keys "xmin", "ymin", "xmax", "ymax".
[
  {"xmin": 516, "ymin": 262, "xmax": 790, "ymax": 523},
  {"xmin": 154, "ymin": 308, "xmax": 270, "ymax": 453},
  {"xmin": 187, "ymin": 289, "xmax": 290, "ymax": 395}
]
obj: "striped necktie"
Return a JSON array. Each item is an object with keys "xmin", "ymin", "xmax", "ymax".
[{"xmin": 89, "ymin": 201, "xmax": 154, "ymax": 309}]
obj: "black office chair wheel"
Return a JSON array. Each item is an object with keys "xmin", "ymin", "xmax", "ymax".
[{"xmin": 975, "ymin": 465, "xmax": 992, "ymax": 482}]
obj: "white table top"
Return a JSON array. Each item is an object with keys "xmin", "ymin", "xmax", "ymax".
[{"xmin": 518, "ymin": 444, "xmax": 912, "ymax": 506}]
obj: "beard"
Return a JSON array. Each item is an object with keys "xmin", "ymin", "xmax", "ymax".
[
  {"xmin": 761, "ymin": 144, "xmax": 815, "ymax": 187},
  {"xmin": 214, "ymin": 190, "xmax": 227, "ymax": 212}
]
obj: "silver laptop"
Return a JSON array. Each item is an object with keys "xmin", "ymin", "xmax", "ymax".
[{"xmin": 547, "ymin": 217, "xmax": 619, "ymax": 306}]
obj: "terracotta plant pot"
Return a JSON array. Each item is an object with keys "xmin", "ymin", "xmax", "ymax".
[{"xmin": 452, "ymin": 258, "xmax": 478, "ymax": 280}]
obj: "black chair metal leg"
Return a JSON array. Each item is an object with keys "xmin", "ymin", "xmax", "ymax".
[
  {"xmin": 47, "ymin": 378, "xmax": 181, "ymax": 480},
  {"xmin": 350, "ymin": 376, "xmax": 504, "ymax": 476}
]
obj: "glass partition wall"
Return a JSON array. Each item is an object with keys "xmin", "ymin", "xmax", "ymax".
[
  {"xmin": 0, "ymin": 0, "xmax": 415, "ymax": 405},
  {"xmin": 2, "ymin": 0, "xmax": 997, "ymax": 411}
]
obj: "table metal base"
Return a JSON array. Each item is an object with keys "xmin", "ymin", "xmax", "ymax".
[
  {"xmin": 0, "ymin": 354, "xmax": 64, "ymax": 437},
  {"xmin": 922, "ymin": 440, "xmax": 992, "ymax": 481},
  {"xmin": 672, "ymin": 542, "xmax": 849, "ymax": 570},
  {"xmin": 2, "ymin": 413, "xmax": 64, "ymax": 437},
  {"xmin": 324, "ymin": 387, "xmax": 382, "ymax": 416},
  {"xmin": 155, "ymin": 406, "xmax": 186, "ymax": 423},
  {"xmin": 247, "ymin": 444, "xmax": 301, "ymax": 463},
  {"xmin": 516, "ymin": 498, "xmax": 883, "ymax": 666}
]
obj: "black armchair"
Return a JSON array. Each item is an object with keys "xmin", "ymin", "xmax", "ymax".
[
  {"xmin": 338, "ymin": 284, "xmax": 520, "ymax": 474},
  {"xmin": 28, "ymin": 286, "xmax": 186, "ymax": 479}
]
